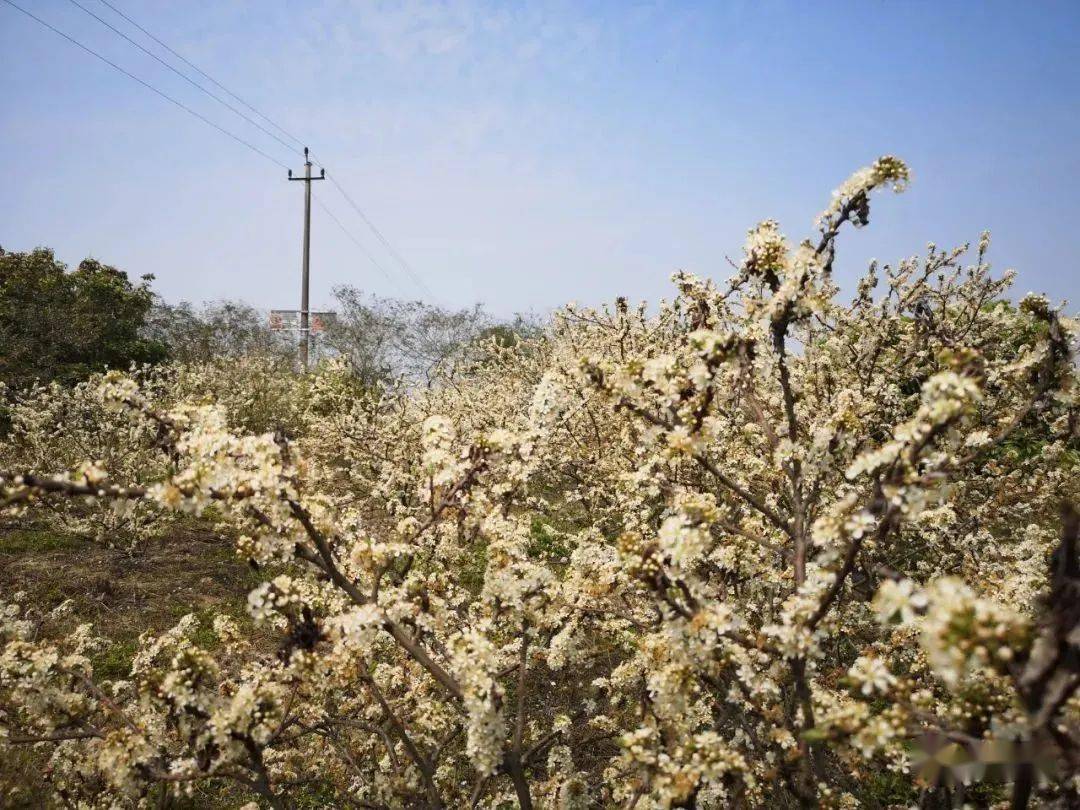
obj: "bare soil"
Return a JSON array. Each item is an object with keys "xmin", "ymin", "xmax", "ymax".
[{"xmin": 0, "ymin": 519, "xmax": 262, "ymax": 808}]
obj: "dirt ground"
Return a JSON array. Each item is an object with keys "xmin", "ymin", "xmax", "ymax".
[{"xmin": 0, "ymin": 519, "xmax": 262, "ymax": 808}]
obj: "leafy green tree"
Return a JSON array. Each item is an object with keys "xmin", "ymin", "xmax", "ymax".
[{"xmin": 0, "ymin": 247, "xmax": 166, "ymax": 389}]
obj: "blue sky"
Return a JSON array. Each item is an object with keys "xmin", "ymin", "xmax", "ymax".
[{"xmin": 2, "ymin": 1, "xmax": 1078, "ymax": 316}]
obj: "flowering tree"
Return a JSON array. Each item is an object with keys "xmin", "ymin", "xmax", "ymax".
[
  {"xmin": 1, "ymin": 157, "xmax": 1078, "ymax": 808},
  {"xmin": 0, "ymin": 370, "xmax": 178, "ymax": 547},
  {"xmin": 0, "ymin": 357, "xmax": 307, "ymax": 549}
]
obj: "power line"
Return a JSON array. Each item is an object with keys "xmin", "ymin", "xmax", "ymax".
[
  {"xmin": 65, "ymin": 0, "xmax": 300, "ymax": 158},
  {"xmin": 92, "ymin": 0, "xmax": 306, "ymax": 151},
  {"xmin": 326, "ymin": 169, "xmax": 437, "ymax": 301},
  {"xmin": 1, "ymin": 0, "xmax": 289, "ymax": 170},
  {"xmin": 313, "ymin": 193, "xmax": 408, "ymax": 297},
  {"xmin": 311, "ymin": 158, "xmax": 437, "ymax": 301},
  {"xmin": 73, "ymin": 0, "xmax": 436, "ymax": 303},
  {"xmin": 7, "ymin": 0, "xmax": 438, "ymax": 303}
]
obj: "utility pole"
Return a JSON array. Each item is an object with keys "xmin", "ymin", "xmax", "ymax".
[{"xmin": 288, "ymin": 147, "xmax": 324, "ymax": 371}]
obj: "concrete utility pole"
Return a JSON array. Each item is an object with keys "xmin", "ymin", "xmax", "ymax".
[{"xmin": 288, "ymin": 147, "xmax": 325, "ymax": 371}]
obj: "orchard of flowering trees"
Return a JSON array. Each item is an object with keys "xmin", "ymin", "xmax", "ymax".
[{"xmin": 1, "ymin": 157, "xmax": 1078, "ymax": 809}]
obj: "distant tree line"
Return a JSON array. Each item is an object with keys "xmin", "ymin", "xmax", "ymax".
[{"xmin": 0, "ymin": 245, "xmax": 537, "ymax": 392}]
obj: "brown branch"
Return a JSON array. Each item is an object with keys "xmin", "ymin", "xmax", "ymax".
[
  {"xmin": 6, "ymin": 729, "xmax": 102, "ymax": 744},
  {"xmin": 361, "ymin": 675, "xmax": 443, "ymax": 809},
  {"xmin": 503, "ymin": 624, "xmax": 534, "ymax": 810}
]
